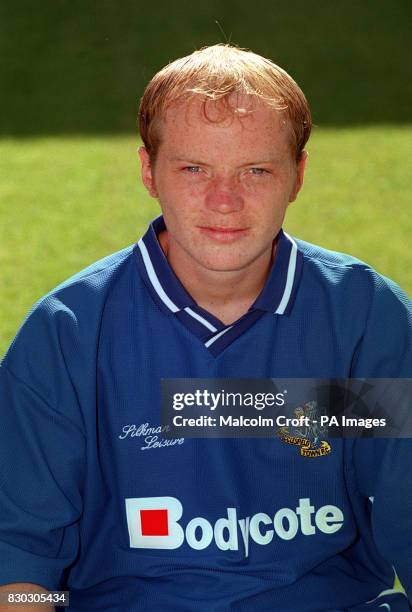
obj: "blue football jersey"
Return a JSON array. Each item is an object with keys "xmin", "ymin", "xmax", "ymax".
[{"xmin": 0, "ymin": 216, "xmax": 411, "ymax": 611}]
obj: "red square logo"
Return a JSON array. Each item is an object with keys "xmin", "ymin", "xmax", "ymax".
[{"xmin": 140, "ymin": 509, "xmax": 169, "ymax": 536}]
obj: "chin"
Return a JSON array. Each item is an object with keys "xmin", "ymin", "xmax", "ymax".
[{"xmin": 196, "ymin": 255, "xmax": 254, "ymax": 273}]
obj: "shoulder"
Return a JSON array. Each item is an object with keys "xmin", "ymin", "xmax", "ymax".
[
  {"xmin": 2, "ymin": 244, "xmax": 139, "ymax": 369},
  {"xmin": 296, "ymin": 237, "xmax": 411, "ymax": 308},
  {"xmin": 46, "ymin": 244, "xmax": 136, "ymax": 302},
  {"xmin": 294, "ymin": 238, "xmax": 411, "ymax": 375},
  {"xmin": 29, "ymin": 244, "xmax": 136, "ymax": 317},
  {"xmin": 298, "ymin": 237, "xmax": 379, "ymax": 276}
]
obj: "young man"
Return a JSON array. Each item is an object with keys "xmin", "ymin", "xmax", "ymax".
[{"xmin": 0, "ymin": 45, "xmax": 411, "ymax": 611}]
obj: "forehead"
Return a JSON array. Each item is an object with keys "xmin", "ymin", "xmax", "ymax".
[{"xmin": 158, "ymin": 94, "xmax": 293, "ymax": 161}]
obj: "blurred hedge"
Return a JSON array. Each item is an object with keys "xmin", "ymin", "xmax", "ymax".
[{"xmin": 1, "ymin": 0, "xmax": 411, "ymax": 135}]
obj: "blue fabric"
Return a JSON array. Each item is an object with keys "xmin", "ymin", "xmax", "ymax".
[{"xmin": 0, "ymin": 219, "xmax": 411, "ymax": 611}]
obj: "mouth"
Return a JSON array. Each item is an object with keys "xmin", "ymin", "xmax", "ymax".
[{"xmin": 198, "ymin": 226, "xmax": 250, "ymax": 242}]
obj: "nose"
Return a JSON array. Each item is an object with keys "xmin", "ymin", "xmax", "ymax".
[{"xmin": 204, "ymin": 174, "xmax": 244, "ymax": 213}]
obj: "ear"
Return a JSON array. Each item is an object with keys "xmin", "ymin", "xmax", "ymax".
[
  {"xmin": 138, "ymin": 146, "xmax": 158, "ymax": 198},
  {"xmin": 288, "ymin": 150, "xmax": 308, "ymax": 203}
]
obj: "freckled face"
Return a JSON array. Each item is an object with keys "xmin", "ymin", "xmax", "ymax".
[{"xmin": 139, "ymin": 96, "xmax": 306, "ymax": 274}]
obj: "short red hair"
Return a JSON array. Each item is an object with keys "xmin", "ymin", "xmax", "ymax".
[{"xmin": 139, "ymin": 44, "xmax": 312, "ymax": 163}]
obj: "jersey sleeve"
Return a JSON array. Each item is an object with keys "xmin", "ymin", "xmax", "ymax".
[
  {"xmin": 353, "ymin": 438, "xmax": 412, "ymax": 599},
  {"xmin": 350, "ymin": 270, "xmax": 412, "ymax": 377},
  {"xmin": 0, "ymin": 298, "xmax": 86, "ymax": 590},
  {"xmin": 351, "ymin": 271, "xmax": 412, "ymax": 599}
]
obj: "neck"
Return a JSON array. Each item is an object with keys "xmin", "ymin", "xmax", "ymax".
[{"xmin": 158, "ymin": 231, "xmax": 274, "ymax": 325}]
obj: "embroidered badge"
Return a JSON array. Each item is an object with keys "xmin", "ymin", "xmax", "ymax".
[{"xmin": 277, "ymin": 401, "xmax": 332, "ymax": 457}]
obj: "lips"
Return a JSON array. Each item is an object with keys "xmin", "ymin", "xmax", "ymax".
[
  {"xmin": 202, "ymin": 226, "xmax": 245, "ymax": 231},
  {"xmin": 198, "ymin": 226, "xmax": 250, "ymax": 242}
]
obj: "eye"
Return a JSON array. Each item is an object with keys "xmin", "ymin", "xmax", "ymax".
[
  {"xmin": 183, "ymin": 166, "xmax": 202, "ymax": 173},
  {"xmin": 249, "ymin": 167, "xmax": 268, "ymax": 176}
]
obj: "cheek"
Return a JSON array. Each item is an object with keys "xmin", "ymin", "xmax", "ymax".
[
  {"xmin": 242, "ymin": 182, "xmax": 274, "ymax": 199},
  {"xmin": 157, "ymin": 191, "xmax": 201, "ymax": 229},
  {"xmin": 158, "ymin": 173, "xmax": 207, "ymax": 202},
  {"xmin": 241, "ymin": 173, "xmax": 289, "ymax": 197}
]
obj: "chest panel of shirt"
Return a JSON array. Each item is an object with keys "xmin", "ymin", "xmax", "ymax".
[
  {"xmin": 89, "ymin": 294, "xmax": 359, "ymax": 580},
  {"xmin": 95, "ymin": 270, "xmax": 357, "ymax": 494}
]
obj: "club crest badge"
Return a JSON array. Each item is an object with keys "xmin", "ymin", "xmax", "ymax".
[{"xmin": 277, "ymin": 401, "xmax": 332, "ymax": 457}]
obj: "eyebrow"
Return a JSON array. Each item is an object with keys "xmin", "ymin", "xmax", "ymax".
[
  {"xmin": 169, "ymin": 157, "xmax": 211, "ymax": 165},
  {"xmin": 168, "ymin": 156, "xmax": 281, "ymax": 166}
]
